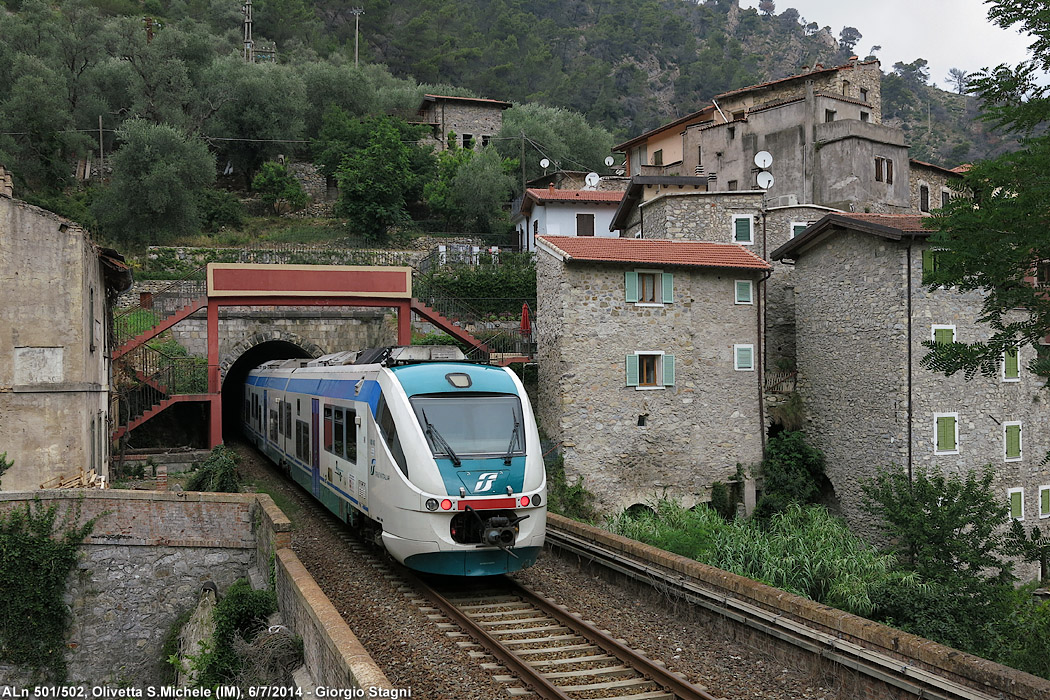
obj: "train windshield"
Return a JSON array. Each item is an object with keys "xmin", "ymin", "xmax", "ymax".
[{"xmin": 410, "ymin": 394, "xmax": 525, "ymax": 459}]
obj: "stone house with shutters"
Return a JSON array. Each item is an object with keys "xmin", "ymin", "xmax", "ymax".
[
  {"xmin": 513, "ymin": 187, "xmax": 625, "ymax": 252},
  {"xmin": 413, "ymin": 94, "xmax": 512, "ymax": 151},
  {"xmin": 772, "ymin": 213, "xmax": 1050, "ymax": 580},
  {"xmin": 534, "ymin": 235, "xmax": 770, "ymax": 511}
]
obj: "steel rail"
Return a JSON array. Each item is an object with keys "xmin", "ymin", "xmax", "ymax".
[{"xmin": 545, "ymin": 526, "xmax": 1000, "ymax": 700}]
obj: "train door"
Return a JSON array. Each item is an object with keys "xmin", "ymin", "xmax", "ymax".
[
  {"xmin": 350, "ymin": 403, "xmax": 368, "ymax": 512},
  {"xmin": 311, "ymin": 398, "xmax": 320, "ymax": 497}
]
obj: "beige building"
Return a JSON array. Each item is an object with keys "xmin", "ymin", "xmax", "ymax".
[
  {"xmin": 0, "ymin": 179, "xmax": 130, "ymax": 489},
  {"xmin": 535, "ymin": 235, "xmax": 770, "ymax": 511}
]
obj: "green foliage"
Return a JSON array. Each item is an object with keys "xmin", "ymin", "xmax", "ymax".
[
  {"xmin": 0, "ymin": 451, "xmax": 10, "ymax": 488},
  {"xmin": 861, "ymin": 465, "xmax": 1015, "ymax": 588},
  {"xmin": 196, "ymin": 189, "xmax": 245, "ymax": 233},
  {"xmin": 252, "ymin": 161, "xmax": 307, "ymax": 215},
  {"xmin": 193, "ymin": 579, "xmax": 277, "ymax": 688},
  {"xmin": 605, "ymin": 499, "xmax": 910, "ymax": 617},
  {"xmin": 544, "ymin": 454, "xmax": 598, "ymax": 523},
  {"xmin": 423, "ymin": 139, "xmax": 516, "ymax": 232},
  {"xmin": 418, "ymin": 253, "xmax": 536, "ymax": 316},
  {"xmin": 187, "ymin": 445, "xmax": 241, "ymax": 493},
  {"xmin": 334, "ymin": 117, "xmax": 432, "ymax": 239},
  {"xmin": 753, "ymin": 430, "xmax": 827, "ymax": 519},
  {"xmin": 0, "ymin": 498, "xmax": 101, "ymax": 681},
  {"xmin": 22, "ymin": 188, "xmax": 98, "ymax": 231},
  {"xmin": 708, "ymin": 482, "xmax": 735, "ymax": 521},
  {"xmin": 93, "ymin": 119, "xmax": 215, "ymax": 247}
]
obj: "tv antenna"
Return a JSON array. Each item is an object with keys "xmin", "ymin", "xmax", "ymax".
[{"xmin": 584, "ymin": 172, "xmax": 600, "ymax": 189}]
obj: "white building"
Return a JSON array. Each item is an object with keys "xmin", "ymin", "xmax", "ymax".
[{"xmin": 513, "ymin": 187, "xmax": 624, "ymax": 252}]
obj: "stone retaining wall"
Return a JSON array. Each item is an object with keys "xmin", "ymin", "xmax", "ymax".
[
  {"xmin": 0, "ymin": 491, "xmax": 390, "ymax": 692},
  {"xmin": 550, "ymin": 513, "xmax": 1050, "ymax": 700}
]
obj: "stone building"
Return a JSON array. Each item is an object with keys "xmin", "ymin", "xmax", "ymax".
[
  {"xmin": 535, "ymin": 235, "xmax": 770, "ymax": 511},
  {"xmin": 0, "ymin": 181, "xmax": 131, "ymax": 489},
  {"xmin": 910, "ymin": 159, "xmax": 963, "ymax": 214},
  {"xmin": 513, "ymin": 187, "xmax": 624, "ymax": 252},
  {"xmin": 772, "ymin": 213, "xmax": 1050, "ymax": 579},
  {"xmin": 414, "ymin": 94, "xmax": 512, "ymax": 151}
]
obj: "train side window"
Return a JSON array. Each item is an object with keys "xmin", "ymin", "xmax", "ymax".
[
  {"xmin": 376, "ymin": 396, "xmax": 408, "ymax": 477},
  {"xmin": 277, "ymin": 400, "xmax": 284, "ymax": 436},
  {"xmin": 283, "ymin": 402, "xmax": 292, "ymax": 437},
  {"xmin": 269, "ymin": 408, "xmax": 278, "ymax": 442},
  {"xmin": 346, "ymin": 408, "xmax": 358, "ymax": 463},
  {"xmin": 333, "ymin": 408, "xmax": 345, "ymax": 457},
  {"xmin": 295, "ymin": 420, "xmax": 310, "ymax": 462},
  {"xmin": 323, "ymin": 407, "xmax": 334, "ymax": 454}
]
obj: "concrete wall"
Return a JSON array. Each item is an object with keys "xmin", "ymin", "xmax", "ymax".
[
  {"xmin": 0, "ymin": 195, "xmax": 110, "ymax": 490},
  {"xmin": 0, "ymin": 490, "xmax": 391, "ymax": 690},
  {"xmin": 536, "ymin": 253, "xmax": 765, "ymax": 511},
  {"xmin": 552, "ymin": 513, "xmax": 1050, "ymax": 700}
]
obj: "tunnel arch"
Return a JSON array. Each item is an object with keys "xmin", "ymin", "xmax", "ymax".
[{"xmin": 219, "ymin": 332, "xmax": 323, "ymax": 438}]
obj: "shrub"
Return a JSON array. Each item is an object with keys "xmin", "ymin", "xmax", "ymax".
[
  {"xmin": 544, "ymin": 454, "xmax": 598, "ymax": 523},
  {"xmin": 197, "ymin": 189, "xmax": 246, "ymax": 232},
  {"xmin": 753, "ymin": 430, "xmax": 828, "ymax": 519},
  {"xmin": 193, "ymin": 579, "xmax": 277, "ymax": 687},
  {"xmin": 187, "ymin": 445, "xmax": 241, "ymax": 493}
]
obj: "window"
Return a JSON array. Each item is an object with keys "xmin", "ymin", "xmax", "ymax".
[
  {"xmin": 875, "ymin": 156, "xmax": 894, "ymax": 184},
  {"xmin": 1040, "ymin": 486, "xmax": 1050, "ymax": 519},
  {"xmin": 1009, "ymin": 487, "xmax": 1025, "ymax": 521},
  {"xmin": 533, "ymin": 220, "xmax": 538, "ymax": 237},
  {"xmin": 462, "ymin": 133, "xmax": 473, "ymax": 149},
  {"xmin": 576, "ymin": 213, "xmax": 595, "ymax": 237},
  {"xmin": 790, "ymin": 222, "xmax": 809, "ymax": 239},
  {"xmin": 732, "ymin": 215, "xmax": 754, "ymax": 245},
  {"xmin": 934, "ymin": 413, "xmax": 958, "ymax": 454},
  {"xmin": 295, "ymin": 420, "xmax": 310, "ymax": 462},
  {"xmin": 1003, "ymin": 347, "xmax": 1020, "ymax": 381},
  {"xmin": 727, "ymin": 126, "xmax": 736, "ymax": 140},
  {"xmin": 825, "ymin": 109, "xmax": 837, "ymax": 122},
  {"xmin": 283, "ymin": 402, "xmax": 292, "ymax": 437},
  {"xmin": 411, "ymin": 395, "xmax": 524, "ymax": 458},
  {"xmin": 887, "ymin": 159, "xmax": 894, "ymax": 184},
  {"xmin": 874, "ymin": 156, "xmax": 883, "ymax": 182},
  {"xmin": 88, "ymin": 287, "xmax": 96, "ymax": 353},
  {"xmin": 860, "ymin": 87, "xmax": 869, "ymax": 102},
  {"xmin": 697, "ymin": 146, "xmax": 703, "ymax": 167},
  {"xmin": 922, "ymin": 249, "xmax": 939, "ymax": 283},
  {"xmin": 842, "ymin": 79, "xmax": 850, "ymax": 95},
  {"xmin": 920, "ymin": 184, "xmax": 930, "ymax": 212},
  {"xmin": 734, "ymin": 344, "xmax": 755, "ymax": 371},
  {"xmin": 1004, "ymin": 422, "xmax": 1022, "ymax": 462},
  {"xmin": 860, "ymin": 111, "xmax": 870, "ymax": 122},
  {"xmin": 652, "ymin": 149, "xmax": 663, "ymax": 166},
  {"xmin": 727, "ymin": 180, "xmax": 738, "ymax": 191},
  {"xmin": 481, "ymin": 135, "xmax": 490, "ymax": 147},
  {"xmin": 269, "ymin": 408, "xmax": 278, "ymax": 442},
  {"xmin": 376, "ymin": 395, "xmax": 407, "ymax": 475},
  {"xmin": 1036, "ymin": 262, "xmax": 1050, "ymax": 287},
  {"xmin": 941, "ymin": 190, "xmax": 951, "ymax": 208},
  {"xmin": 932, "ymin": 325, "xmax": 956, "ymax": 345},
  {"xmin": 626, "ymin": 352, "xmax": 674, "ymax": 388},
  {"xmin": 625, "ymin": 270, "xmax": 673, "ymax": 305},
  {"xmin": 735, "ymin": 280, "xmax": 753, "ymax": 305}
]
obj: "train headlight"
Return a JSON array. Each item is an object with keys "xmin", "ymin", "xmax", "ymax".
[
  {"xmin": 520, "ymin": 495, "xmax": 530, "ymax": 507},
  {"xmin": 425, "ymin": 498, "xmax": 439, "ymax": 511},
  {"xmin": 532, "ymin": 494, "xmax": 542, "ymax": 507},
  {"xmin": 440, "ymin": 499, "xmax": 453, "ymax": 511}
]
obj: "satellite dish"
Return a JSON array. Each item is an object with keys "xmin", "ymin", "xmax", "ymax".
[
  {"xmin": 585, "ymin": 172, "xmax": 600, "ymax": 188},
  {"xmin": 539, "ymin": 158, "xmax": 550, "ymax": 169},
  {"xmin": 604, "ymin": 156, "xmax": 615, "ymax": 167},
  {"xmin": 754, "ymin": 151, "xmax": 773, "ymax": 169},
  {"xmin": 757, "ymin": 171, "xmax": 775, "ymax": 189}
]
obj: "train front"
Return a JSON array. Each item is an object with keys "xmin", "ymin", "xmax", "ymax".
[{"xmin": 378, "ymin": 362, "xmax": 547, "ymax": 576}]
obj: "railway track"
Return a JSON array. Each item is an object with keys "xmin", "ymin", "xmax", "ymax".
[{"xmin": 408, "ymin": 573, "xmax": 720, "ymax": 700}]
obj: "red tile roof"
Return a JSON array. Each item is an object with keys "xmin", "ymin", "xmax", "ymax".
[
  {"xmin": 421, "ymin": 94, "xmax": 513, "ymax": 108},
  {"xmin": 536, "ymin": 236, "xmax": 771, "ymax": 271},
  {"xmin": 910, "ymin": 159, "xmax": 965, "ymax": 177},
  {"xmin": 838, "ymin": 213, "xmax": 932, "ymax": 232},
  {"xmin": 526, "ymin": 188, "xmax": 624, "ymax": 204}
]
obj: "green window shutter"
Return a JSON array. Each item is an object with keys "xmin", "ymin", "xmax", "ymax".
[
  {"xmin": 662, "ymin": 272, "xmax": 674, "ymax": 303},
  {"xmin": 922, "ymin": 249, "xmax": 935, "ymax": 282},
  {"xmin": 1041, "ymin": 488, "xmax": 1049, "ymax": 516},
  {"xmin": 662, "ymin": 355, "xmax": 675, "ymax": 386},
  {"xmin": 1011, "ymin": 490, "xmax": 1023, "ymax": 519},
  {"xmin": 792, "ymin": 223, "xmax": 808, "ymax": 238},
  {"xmin": 735, "ymin": 280, "xmax": 751, "ymax": 303},
  {"xmin": 626, "ymin": 354, "xmax": 639, "ymax": 386},
  {"xmin": 734, "ymin": 217, "xmax": 751, "ymax": 242},
  {"xmin": 934, "ymin": 327, "xmax": 954, "ymax": 345},
  {"xmin": 736, "ymin": 346, "xmax": 753, "ymax": 370},
  {"xmin": 1004, "ymin": 348, "xmax": 1020, "ymax": 379},
  {"xmin": 625, "ymin": 271, "xmax": 639, "ymax": 302},
  {"xmin": 937, "ymin": 416, "xmax": 956, "ymax": 451},
  {"xmin": 1006, "ymin": 425, "xmax": 1021, "ymax": 459}
]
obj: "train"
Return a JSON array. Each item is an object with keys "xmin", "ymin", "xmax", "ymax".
[{"xmin": 242, "ymin": 345, "xmax": 546, "ymax": 576}]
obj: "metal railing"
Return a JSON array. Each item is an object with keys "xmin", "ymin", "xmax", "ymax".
[
  {"xmin": 112, "ymin": 344, "xmax": 209, "ymax": 432},
  {"xmin": 765, "ymin": 369, "xmax": 797, "ymax": 394},
  {"xmin": 113, "ymin": 267, "xmax": 207, "ymax": 347},
  {"xmin": 464, "ymin": 326, "xmax": 535, "ymax": 363}
]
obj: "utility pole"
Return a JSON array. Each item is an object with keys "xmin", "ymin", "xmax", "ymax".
[
  {"xmin": 520, "ymin": 130, "xmax": 526, "ymax": 194},
  {"xmin": 351, "ymin": 8, "xmax": 364, "ymax": 67},
  {"xmin": 243, "ymin": 0, "xmax": 254, "ymax": 62}
]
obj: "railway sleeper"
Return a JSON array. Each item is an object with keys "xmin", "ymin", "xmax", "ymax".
[
  {"xmin": 529, "ymin": 654, "xmax": 618, "ymax": 667},
  {"xmin": 512, "ymin": 642, "xmax": 601, "ymax": 656},
  {"xmin": 542, "ymin": 665, "xmax": 632, "ymax": 680},
  {"xmin": 502, "ymin": 632, "xmax": 582, "ymax": 646},
  {"xmin": 480, "ymin": 615, "xmax": 553, "ymax": 627},
  {"xmin": 464, "ymin": 604, "xmax": 535, "ymax": 617},
  {"xmin": 556, "ymin": 676, "xmax": 660, "ymax": 693},
  {"xmin": 490, "ymin": 624, "xmax": 571, "ymax": 636}
]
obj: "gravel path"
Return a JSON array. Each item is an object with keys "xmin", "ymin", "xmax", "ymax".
[{"xmin": 232, "ymin": 441, "xmax": 840, "ymax": 700}]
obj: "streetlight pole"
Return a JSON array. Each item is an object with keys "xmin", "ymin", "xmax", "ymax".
[{"xmin": 351, "ymin": 8, "xmax": 364, "ymax": 68}]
